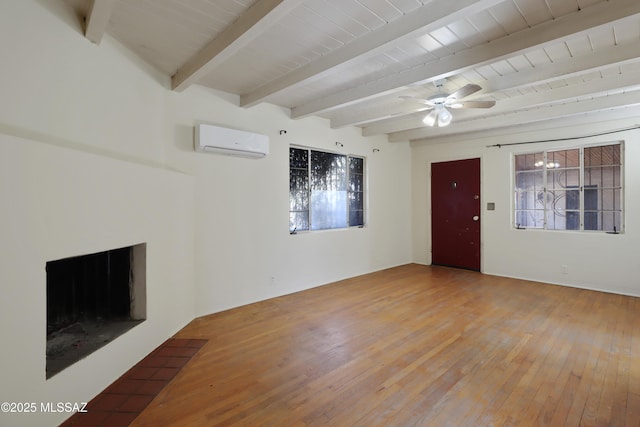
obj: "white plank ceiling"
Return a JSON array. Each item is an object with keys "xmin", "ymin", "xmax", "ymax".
[{"xmin": 64, "ymin": 0, "xmax": 640, "ymax": 142}]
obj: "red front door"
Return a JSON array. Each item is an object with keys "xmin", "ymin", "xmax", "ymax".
[{"xmin": 431, "ymin": 158, "xmax": 481, "ymax": 271}]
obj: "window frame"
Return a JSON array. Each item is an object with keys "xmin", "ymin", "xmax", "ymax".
[
  {"xmin": 289, "ymin": 145, "xmax": 366, "ymax": 233},
  {"xmin": 512, "ymin": 141, "xmax": 624, "ymax": 233}
]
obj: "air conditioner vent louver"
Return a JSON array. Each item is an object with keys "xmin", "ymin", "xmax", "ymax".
[{"xmin": 194, "ymin": 124, "xmax": 268, "ymax": 158}]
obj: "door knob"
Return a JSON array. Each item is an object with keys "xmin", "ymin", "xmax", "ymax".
[{"xmin": 472, "ymin": 216, "xmax": 479, "ymax": 221}]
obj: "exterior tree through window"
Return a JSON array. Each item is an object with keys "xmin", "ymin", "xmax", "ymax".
[{"xmin": 289, "ymin": 147, "xmax": 365, "ymax": 232}]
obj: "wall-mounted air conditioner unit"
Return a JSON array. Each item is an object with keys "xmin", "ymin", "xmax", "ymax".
[{"xmin": 194, "ymin": 123, "xmax": 269, "ymax": 158}]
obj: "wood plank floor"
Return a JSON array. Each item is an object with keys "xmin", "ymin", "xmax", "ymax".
[{"xmin": 130, "ymin": 264, "xmax": 640, "ymax": 426}]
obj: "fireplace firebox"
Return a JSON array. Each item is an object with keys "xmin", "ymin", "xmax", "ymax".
[{"xmin": 46, "ymin": 244, "xmax": 146, "ymax": 378}]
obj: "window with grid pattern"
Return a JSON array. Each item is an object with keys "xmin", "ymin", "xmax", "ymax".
[{"xmin": 514, "ymin": 143, "xmax": 622, "ymax": 232}]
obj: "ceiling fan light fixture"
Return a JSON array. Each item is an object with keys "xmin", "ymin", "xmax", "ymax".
[
  {"xmin": 423, "ymin": 109, "xmax": 438, "ymax": 126},
  {"xmin": 423, "ymin": 105, "xmax": 452, "ymax": 127},
  {"xmin": 437, "ymin": 107, "xmax": 452, "ymax": 127},
  {"xmin": 407, "ymin": 82, "xmax": 494, "ymax": 128}
]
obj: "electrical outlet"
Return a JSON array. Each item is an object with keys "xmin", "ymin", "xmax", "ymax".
[{"xmin": 561, "ymin": 265, "xmax": 568, "ymax": 275}]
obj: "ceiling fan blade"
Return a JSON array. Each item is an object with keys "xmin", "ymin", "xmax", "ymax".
[
  {"xmin": 450, "ymin": 100, "xmax": 496, "ymax": 109},
  {"xmin": 447, "ymin": 84, "xmax": 482, "ymax": 100}
]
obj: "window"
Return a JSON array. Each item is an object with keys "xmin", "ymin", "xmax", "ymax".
[
  {"xmin": 289, "ymin": 147, "xmax": 365, "ymax": 232},
  {"xmin": 514, "ymin": 143, "xmax": 622, "ymax": 232}
]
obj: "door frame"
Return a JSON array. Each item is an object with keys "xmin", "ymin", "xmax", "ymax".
[{"xmin": 428, "ymin": 156, "xmax": 483, "ymax": 272}]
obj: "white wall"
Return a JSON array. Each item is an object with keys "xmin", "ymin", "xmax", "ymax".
[
  {"xmin": 0, "ymin": 1, "xmax": 413, "ymax": 425},
  {"xmin": 166, "ymin": 87, "xmax": 413, "ymax": 316},
  {"xmin": 0, "ymin": 0, "xmax": 169, "ymax": 166},
  {"xmin": 411, "ymin": 115, "xmax": 640, "ymax": 297},
  {"xmin": 0, "ymin": 2, "xmax": 194, "ymax": 426},
  {"xmin": 0, "ymin": 134, "xmax": 195, "ymax": 427}
]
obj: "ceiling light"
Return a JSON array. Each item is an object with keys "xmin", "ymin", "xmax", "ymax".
[
  {"xmin": 534, "ymin": 160, "xmax": 561, "ymax": 168},
  {"xmin": 423, "ymin": 104, "xmax": 452, "ymax": 127},
  {"xmin": 401, "ymin": 82, "xmax": 496, "ymax": 129},
  {"xmin": 423, "ymin": 109, "xmax": 438, "ymax": 126},
  {"xmin": 437, "ymin": 106, "xmax": 452, "ymax": 127}
]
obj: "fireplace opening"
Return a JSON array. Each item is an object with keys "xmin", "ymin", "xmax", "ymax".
[{"xmin": 46, "ymin": 244, "xmax": 146, "ymax": 379}]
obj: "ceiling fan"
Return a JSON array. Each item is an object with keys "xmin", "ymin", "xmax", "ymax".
[{"xmin": 400, "ymin": 81, "xmax": 496, "ymax": 127}]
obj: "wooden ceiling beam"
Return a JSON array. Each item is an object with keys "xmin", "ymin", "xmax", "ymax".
[
  {"xmin": 367, "ymin": 69, "xmax": 640, "ymax": 136},
  {"xmin": 387, "ymin": 90, "xmax": 640, "ymax": 142},
  {"xmin": 408, "ymin": 106, "xmax": 640, "ymax": 145},
  {"xmin": 333, "ymin": 43, "xmax": 640, "ymax": 129},
  {"xmin": 239, "ymin": 0, "xmax": 505, "ymax": 108},
  {"xmin": 84, "ymin": 0, "xmax": 115, "ymax": 45},
  {"xmin": 291, "ymin": 0, "xmax": 640, "ymax": 119},
  {"xmin": 172, "ymin": 0, "xmax": 304, "ymax": 92}
]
